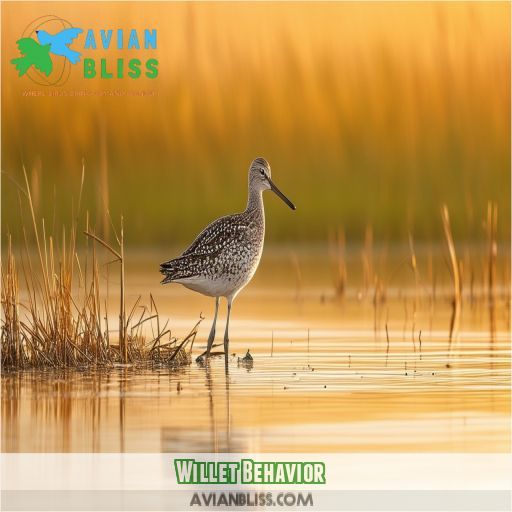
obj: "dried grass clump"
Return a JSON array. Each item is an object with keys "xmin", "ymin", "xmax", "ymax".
[{"xmin": 1, "ymin": 167, "xmax": 200, "ymax": 371}]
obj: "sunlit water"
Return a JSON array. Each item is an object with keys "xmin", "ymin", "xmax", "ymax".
[{"xmin": 2, "ymin": 249, "xmax": 510, "ymax": 452}]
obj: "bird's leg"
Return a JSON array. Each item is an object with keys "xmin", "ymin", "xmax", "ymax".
[
  {"xmin": 206, "ymin": 297, "xmax": 219, "ymax": 357},
  {"xmin": 223, "ymin": 298, "xmax": 233, "ymax": 358}
]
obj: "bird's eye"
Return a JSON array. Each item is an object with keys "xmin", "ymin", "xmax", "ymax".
[{"xmin": 260, "ymin": 169, "xmax": 265, "ymax": 176}]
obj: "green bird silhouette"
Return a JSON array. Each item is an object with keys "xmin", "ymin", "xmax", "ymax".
[{"xmin": 11, "ymin": 38, "xmax": 53, "ymax": 77}]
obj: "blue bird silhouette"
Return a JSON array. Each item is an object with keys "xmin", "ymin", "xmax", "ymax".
[{"xmin": 36, "ymin": 28, "xmax": 83, "ymax": 64}]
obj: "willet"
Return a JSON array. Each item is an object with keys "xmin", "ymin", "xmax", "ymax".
[{"xmin": 160, "ymin": 157, "xmax": 295, "ymax": 360}]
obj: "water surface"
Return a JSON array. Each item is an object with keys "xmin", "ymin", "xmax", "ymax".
[{"xmin": 2, "ymin": 249, "xmax": 510, "ymax": 452}]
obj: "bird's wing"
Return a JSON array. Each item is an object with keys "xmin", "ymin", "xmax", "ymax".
[
  {"xmin": 33, "ymin": 46, "xmax": 53, "ymax": 76},
  {"xmin": 160, "ymin": 214, "xmax": 250, "ymax": 281},
  {"xmin": 181, "ymin": 214, "xmax": 247, "ymax": 257},
  {"xmin": 16, "ymin": 38, "xmax": 40, "ymax": 56},
  {"xmin": 55, "ymin": 28, "xmax": 83, "ymax": 45}
]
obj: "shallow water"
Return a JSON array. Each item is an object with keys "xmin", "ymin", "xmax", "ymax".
[{"xmin": 2, "ymin": 249, "xmax": 510, "ymax": 452}]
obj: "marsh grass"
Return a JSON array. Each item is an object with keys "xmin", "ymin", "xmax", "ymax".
[
  {"xmin": 486, "ymin": 201, "xmax": 499, "ymax": 340},
  {"xmin": 1, "ymin": 168, "xmax": 200, "ymax": 371},
  {"xmin": 441, "ymin": 204, "xmax": 462, "ymax": 346},
  {"xmin": 329, "ymin": 202, "xmax": 508, "ymax": 358},
  {"xmin": 329, "ymin": 227, "xmax": 347, "ymax": 298}
]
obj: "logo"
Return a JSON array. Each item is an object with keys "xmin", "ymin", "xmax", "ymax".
[
  {"xmin": 11, "ymin": 15, "xmax": 159, "ymax": 85},
  {"xmin": 11, "ymin": 15, "xmax": 83, "ymax": 86}
]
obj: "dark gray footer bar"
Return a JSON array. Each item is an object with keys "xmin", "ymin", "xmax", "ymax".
[{"xmin": 2, "ymin": 490, "xmax": 510, "ymax": 511}]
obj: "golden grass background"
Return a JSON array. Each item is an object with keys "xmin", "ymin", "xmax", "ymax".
[{"xmin": 2, "ymin": 1, "xmax": 510, "ymax": 244}]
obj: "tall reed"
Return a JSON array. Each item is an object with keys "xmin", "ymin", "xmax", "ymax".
[
  {"xmin": 441, "ymin": 205, "xmax": 461, "ymax": 347},
  {"xmin": 1, "ymin": 169, "xmax": 199, "ymax": 370}
]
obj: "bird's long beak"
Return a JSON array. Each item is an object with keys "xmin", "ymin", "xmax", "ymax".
[{"xmin": 268, "ymin": 177, "xmax": 296, "ymax": 210}]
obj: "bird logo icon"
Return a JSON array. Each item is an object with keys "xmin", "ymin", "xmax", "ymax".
[
  {"xmin": 11, "ymin": 17, "xmax": 83, "ymax": 80},
  {"xmin": 35, "ymin": 28, "xmax": 83, "ymax": 64}
]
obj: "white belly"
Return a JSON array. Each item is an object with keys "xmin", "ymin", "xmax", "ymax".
[
  {"xmin": 175, "ymin": 246, "xmax": 263, "ymax": 299},
  {"xmin": 174, "ymin": 276, "xmax": 236, "ymax": 297}
]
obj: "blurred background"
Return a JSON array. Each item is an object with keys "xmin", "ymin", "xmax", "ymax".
[{"xmin": 2, "ymin": 1, "xmax": 510, "ymax": 246}]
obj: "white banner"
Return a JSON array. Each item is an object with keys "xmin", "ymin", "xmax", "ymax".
[{"xmin": 2, "ymin": 453, "xmax": 511, "ymax": 511}]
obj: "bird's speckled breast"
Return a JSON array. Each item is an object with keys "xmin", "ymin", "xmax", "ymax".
[{"xmin": 206, "ymin": 207, "xmax": 265, "ymax": 296}]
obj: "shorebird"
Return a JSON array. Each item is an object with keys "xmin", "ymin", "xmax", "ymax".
[{"xmin": 160, "ymin": 157, "xmax": 295, "ymax": 360}]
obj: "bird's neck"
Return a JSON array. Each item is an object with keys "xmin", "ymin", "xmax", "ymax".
[{"xmin": 246, "ymin": 186, "xmax": 264, "ymax": 214}]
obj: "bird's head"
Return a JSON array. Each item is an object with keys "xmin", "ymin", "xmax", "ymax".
[
  {"xmin": 249, "ymin": 157, "xmax": 295, "ymax": 210},
  {"xmin": 35, "ymin": 30, "xmax": 51, "ymax": 45}
]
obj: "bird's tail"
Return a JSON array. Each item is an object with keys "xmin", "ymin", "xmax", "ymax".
[
  {"xmin": 160, "ymin": 256, "xmax": 194, "ymax": 285},
  {"xmin": 159, "ymin": 259, "xmax": 180, "ymax": 285},
  {"xmin": 11, "ymin": 57, "xmax": 31, "ymax": 77},
  {"xmin": 67, "ymin": 50, "xmax": 81, "ymax": 65}
]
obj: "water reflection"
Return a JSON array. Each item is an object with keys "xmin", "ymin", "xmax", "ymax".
[{"xmin": 2, "ymin": 327, "xmax": 510, "ymax": 454}]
